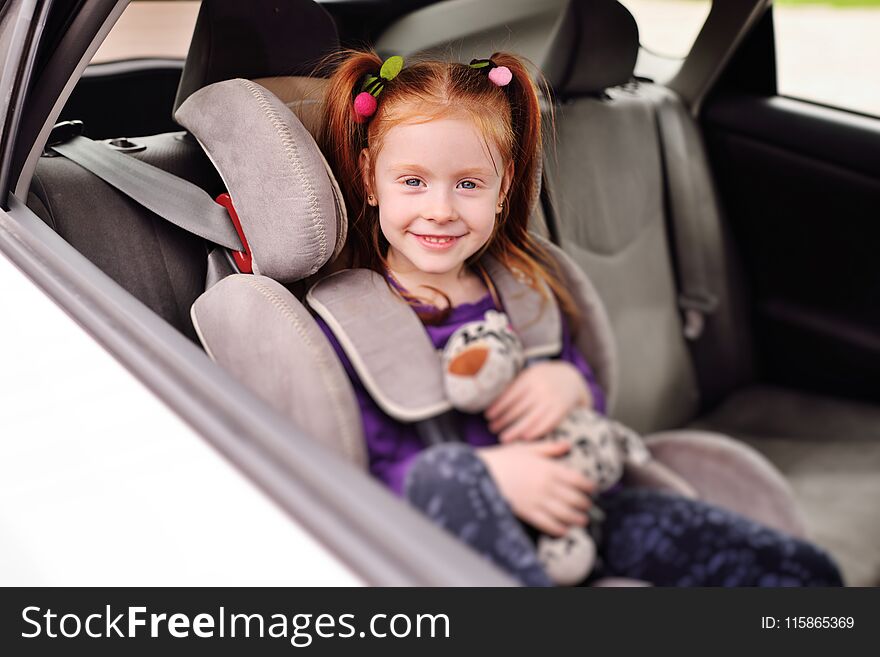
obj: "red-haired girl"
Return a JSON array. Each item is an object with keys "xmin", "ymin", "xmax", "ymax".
[{"xmin": 314, "ymin": 50, "xmax": 842, "ymax": 587}]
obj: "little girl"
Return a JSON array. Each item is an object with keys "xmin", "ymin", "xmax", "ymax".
[{"xmin": 314, "ymin": 49, "xmax": 843, "ymax": 587}]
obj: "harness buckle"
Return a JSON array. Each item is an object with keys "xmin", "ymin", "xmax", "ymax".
[{"xmin": 215, "ymin": 193, "xmax": 252, "ymax": 274}]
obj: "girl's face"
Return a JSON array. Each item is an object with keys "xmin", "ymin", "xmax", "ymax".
[{"xmin": 363, "ymin": 115, "xmax": 512, "ymax": 280}]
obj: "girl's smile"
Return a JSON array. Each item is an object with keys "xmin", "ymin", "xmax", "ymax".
[{"xmin": 410, "ymin": 232, "xmax": 466, "ymax": 250}]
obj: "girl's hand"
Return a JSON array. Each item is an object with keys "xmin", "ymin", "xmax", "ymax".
[
  {"xmin": 477, "ymin": 441, "xmax": 596, "ymax": 537},
  {"xmin": 486, "ymin": 361, "xmax": 592, "ymax": 443}
]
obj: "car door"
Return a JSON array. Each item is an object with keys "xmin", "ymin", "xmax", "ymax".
[{"xmin": 701, "ymin": 3, "xmax": 880, "ymax": 403}]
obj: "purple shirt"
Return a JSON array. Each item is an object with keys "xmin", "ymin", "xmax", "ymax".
[{"xmin": 315, "ymin": 290, "xmax": 606, "ymax": 496}]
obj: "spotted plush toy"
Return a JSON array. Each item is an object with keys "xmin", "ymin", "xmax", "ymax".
[{"xmin": 442, "ymin": 310, "xmax": 654, "ymax": 585}]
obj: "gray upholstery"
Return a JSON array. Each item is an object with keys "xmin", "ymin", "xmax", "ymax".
[
  {"xmin": 308, "ymin": 269, "xmax": 451, "ymax": 422},
  {"xmin": 693, "ymin": 385, "xmax": 880, "ymax": 587},
  {"xmin": 375, "ymin": 0, "xmax": 568, "ymax": 71},
  {"xmin": 28, "ymin": 132, "xmax": 220, "ymax": 340},
  {"xmin": 547, "ymin": 90, "xmax": 700, "ymax": 432},
  {"xmin": 175, "ymin": 79, "xmax": 347, "ymax": 283},
  {"xmin": 547, "ymin": 85, "xmax": 753, "ymax": 429},
  {"xmin": 642, "ymin": 84, "xmax": 755, "ymax": 406},
  {"xmin": 192, "ymin": 274, "xmax": 366, "ymax": 466},
  {"xmin": 543, "ymin": 0, "xmax": 639, "ymax": 95},
  {"xmin": 623, "ymin": 457, "xmax": 697, "ymax": 499},
  {"xmin": 535, "ymin": 236, "xmax": 618, "ymax": 407},
  {"xmin": 251, "ymin": 76, "xmax": 329, "ymax": 141},
  {"xmin": 126, "ymin": 132, "xmax": 225, "ymax": 193},
  {"xmin": 173, "ymin": 0, "xmax": 339, "ymax": 115},
  {"xmin": 642, "ymin": 430, "xmax": 807, "ymax": 539}
]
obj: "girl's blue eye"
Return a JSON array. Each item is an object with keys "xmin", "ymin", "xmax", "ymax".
[
  {"xmin": 458, "ymin": 180, "xmax": 477, "ymax": 190},
  {"xmin": 404, "ymin": 178, "xmax": 422, "ymax": 187}
]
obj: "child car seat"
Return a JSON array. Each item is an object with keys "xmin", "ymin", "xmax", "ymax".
[{"xmin": 175, "ymin": 75, "xmax": 809, "ymax": 583}]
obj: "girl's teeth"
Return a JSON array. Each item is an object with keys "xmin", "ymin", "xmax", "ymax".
[{"xmin": 423, "ymin": 236, "xmax": 453, "ymax": 243}]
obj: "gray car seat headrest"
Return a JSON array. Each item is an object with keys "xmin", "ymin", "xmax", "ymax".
[
  {"xmin": 250, "ymin": 76, "xmax": 329, "ymax": 141},
  {"xmin": 174, "ymin": 78, "xmax": 347, "ymax": 283},
  {"xmin": 173, "ymin": 0, "xmax": 339, "ymax": 116},
  {"xmin": 544, "ymin": 0, "xmax": 639, "ymax": 96}
]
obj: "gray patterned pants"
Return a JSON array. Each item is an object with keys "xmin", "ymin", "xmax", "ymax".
[
  {"xmin": 404, "ymin": 443, "xmax": 554, "ymax": 586},
  {"xmin": 404, "ymin": 443, "xmax": 844, "ymax": 587}
]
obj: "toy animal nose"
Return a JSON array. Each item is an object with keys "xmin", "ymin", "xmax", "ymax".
[{"xmin": 448, "ymin": 346, "xmax": 489, "ymax": 376}]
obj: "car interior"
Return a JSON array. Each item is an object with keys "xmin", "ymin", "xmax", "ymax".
[{"xmin": 11, "ymin": 0, "xmax": 880, "ymax": 586}]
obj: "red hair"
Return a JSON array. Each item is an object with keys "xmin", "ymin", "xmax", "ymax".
[{"xmin": 318, "ymin": 49, "xmax": 578, "ymax": 328}]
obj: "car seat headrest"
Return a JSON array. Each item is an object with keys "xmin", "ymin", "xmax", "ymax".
[
  {"xmin": 173, "ymin": 0, "xmax": 339, "ymax": 116},
  {"xmin": 250, "ymin": 76, "xmax": 329, "ymax": 141},
  {"xmin": 544, "ymin": 0, "xmax": 639, "ymax": 96},
  {"xmin": 174, "ymin": 78, "xmax": 347, "ymax": 283}
]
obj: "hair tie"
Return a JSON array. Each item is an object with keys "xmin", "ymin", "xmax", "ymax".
[
  {"xmin": 353, "ymin": 55, "xmax": 404, "ymax": 123},
  {"xmin": 469, "ymin": 58, "xmax": 512, "ymax": 87}
]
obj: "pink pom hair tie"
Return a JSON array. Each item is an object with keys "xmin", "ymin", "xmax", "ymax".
[
  {"xmin": 468, "ymin": 58, "xmax": 513, "ymax": 87},
  {"xmin": 487, "ymin": 66, "xmax": 513, "ymax": 87},
  {"xmin": 353, "ymin": 91, "xmax": 377, "ymax": 123}
]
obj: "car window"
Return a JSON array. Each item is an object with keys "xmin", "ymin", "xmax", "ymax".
[
  {"xmin": 774, "ymin": 0, "xmax": 880, "ymax": 117},
  {"xmin": 90, "ymin": 0, "xmax": 200, "ymax": 63},
  {"xmin": 619, "ymin": 0, "xmax": 713, "ymax": 81}
]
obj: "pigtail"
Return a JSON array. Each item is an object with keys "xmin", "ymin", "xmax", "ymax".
[
  {"xmin": 482, "ymin": 53, "xmax": 581, "ymax": 333},
  {"xmin": 488, "ymin": 52, "xmax": 541, "ymax": 227},
  {"xmin": 318, "ymin": 49, "xmax": 383, "ymax": 267}
]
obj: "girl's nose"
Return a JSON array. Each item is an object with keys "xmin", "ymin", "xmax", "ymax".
[{"xmin": 424, "ymin": 190, "xmax": 458, "ymax": 223}]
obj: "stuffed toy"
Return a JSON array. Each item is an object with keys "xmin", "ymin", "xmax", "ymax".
[{"xmin": 442, "ymin": 310, "xmax": 670, "ymax": 585}]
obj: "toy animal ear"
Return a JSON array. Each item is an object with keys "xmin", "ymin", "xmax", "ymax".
[{"xmin": 447, "ymin": 346, "xmax": 489, "ymax": 376}]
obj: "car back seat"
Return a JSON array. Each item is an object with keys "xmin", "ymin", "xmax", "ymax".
[
  {"xmin": 25, "ymin": 0, "xmax": 340, "ymax": 339},
  {"xmin": 541, "ymin": 0, "xmax": 880, "ymax": 585}
]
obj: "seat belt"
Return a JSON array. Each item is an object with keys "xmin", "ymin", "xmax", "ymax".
[
  {"xmin": 50, "ymin": 132, "xmax": 244, "ymax": 252},
  {"xmin": 651, "ymin": 88, "xmax": 718, "ymax": 341},
  {"xmin": 538, "ymin": 167, "xmax": 562, "ymax": 246}
]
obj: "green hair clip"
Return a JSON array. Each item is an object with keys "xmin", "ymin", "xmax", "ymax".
[{"xmin": 354, "ymin": 55, "xmax": 404, "ymax": 123}]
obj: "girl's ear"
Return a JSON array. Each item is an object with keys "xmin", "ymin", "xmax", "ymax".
[
  {"xmin": 499, "ymin": 160, "xmax": 514, "ymax": 204},
  {"xmin": 360, "ymin": 148, "xmax": 377, "ymax": 205}
]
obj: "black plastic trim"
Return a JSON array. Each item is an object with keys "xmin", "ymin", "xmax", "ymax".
[{"xmin": 705, "ymin": 94, "xmax": 880, "ymax": 180}]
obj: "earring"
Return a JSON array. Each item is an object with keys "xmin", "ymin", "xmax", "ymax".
[
  {"xmin": 368, "ymin": 194, "xmax": 376, "ymax": 204},
  {"xmin": 496, "ymin": 200, "xmax": 504, "ymax": 212}
]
